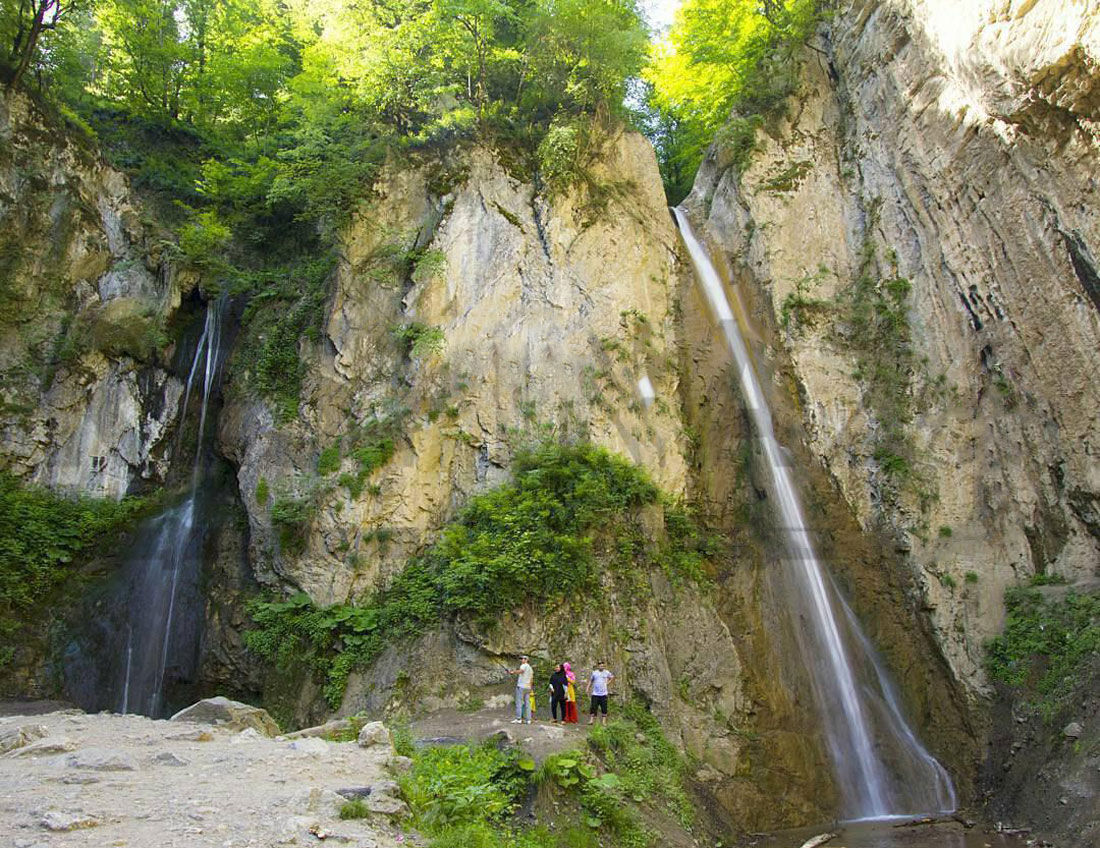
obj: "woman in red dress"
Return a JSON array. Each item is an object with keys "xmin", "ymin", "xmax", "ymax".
[{"xmin": 563, "ymin": 661, "xmax": 579, "ymax": 723}]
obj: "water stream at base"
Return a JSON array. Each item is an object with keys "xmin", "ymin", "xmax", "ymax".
[{"xmin": 673, "ymin": 208, "xmax": 955, "ymax": 820}]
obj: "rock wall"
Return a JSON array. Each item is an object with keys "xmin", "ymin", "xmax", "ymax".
[
  {"xmin": 0, "ymin": 94, "xmax": 184, "ymax": 497},
  {"xmin": 682, "ymin": 0, "xmax": 1100, "ymax": 833},
  {"xmin": 217, "ymin": 132, "xmax": 845, "ymax": 828},
  {"xmin": 685, "ymin": 0, "xmax": 1100, "ymax": 704},
  {"xmin": 221, "ymin": 133, "xmax": 690, "ymax": 602}
]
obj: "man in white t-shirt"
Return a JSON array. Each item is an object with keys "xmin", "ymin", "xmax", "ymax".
[
  {"xmin": 585, "ymin": 661, "xmax": 615, "ymax": 725},
  {"xmin": 509, "ymin": 655, "xmax": 534, "ymax": 724}
]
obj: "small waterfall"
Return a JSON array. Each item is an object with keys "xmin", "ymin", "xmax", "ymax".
[
  {"xmin": 46, "ymin": 296, "xmax": 228, "ymax": 719},
  {"xmin": 114, "ymin": 298, "xmax": 225, "ymax": 717},
  {"xmin": 673, "ymin": 208, "xmax": 955, "ymax": 820}
]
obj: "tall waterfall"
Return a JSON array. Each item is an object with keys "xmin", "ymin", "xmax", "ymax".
[{"xmin": 673, "ymin": 208, "xmax": 955, "ymax": 820}]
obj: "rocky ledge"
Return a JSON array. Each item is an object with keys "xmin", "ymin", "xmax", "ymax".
[{"xmin": 0, "ymin": 702, "xmax": 411, "ymax": 847}]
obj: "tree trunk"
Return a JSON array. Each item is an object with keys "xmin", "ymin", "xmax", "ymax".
[{"xmin": 8, "ymin": 2, "xmax": 47, "ymax": 92}]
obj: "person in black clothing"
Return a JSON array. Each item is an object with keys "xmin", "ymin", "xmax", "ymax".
[{"xmin": 548, "ymin": 663, "xmax": 568, "ymax": 724}]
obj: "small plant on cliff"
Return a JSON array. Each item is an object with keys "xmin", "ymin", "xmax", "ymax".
[
  {"xmin": 269, "ymin": 492, "xmax": 314, "ymax": 556},
  {"xmin": 233, "ymin": 254, "xmax": 338, "ymax": 424},
  {"xmin": 392, "ymin": 322, "xmax": 445, "ymax": 359}
]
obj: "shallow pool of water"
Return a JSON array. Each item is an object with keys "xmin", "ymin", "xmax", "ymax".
[{"xmin": 737, "ymin": 818, "xmax": 1033, "ymax": 848}]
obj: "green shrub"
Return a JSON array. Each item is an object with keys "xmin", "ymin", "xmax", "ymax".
[
  {"xmin": 392, "ymin": 322, "xmax": 445, "ymax": 358},
  {"xmin": 399, "ymin": 742, "xmax": 528, "ymax": 834},
  {"xmin": 269, "ymin": 493, "xmax": 313, "ymax": 556},
  {"xmin": 537, "ymin": 118, "xmax": 584, "ymax": 196},
  {"xmin": 255, "ymin": 477, "xmax": 270, "ymax": 505},
  {"xmin": 317, "ymin": 442, "xmax": 342, "ymax": 476},
  {"xmin": 0, "ymin": 475, "xmax": 153, "ymax": 664},
  {"xmin": 985, "ymin": 587, "xmax": 1100, "ymax": 719},
  {"xmin": 245, "ymin": 442, "xmax": 711, "ymax": 707}
]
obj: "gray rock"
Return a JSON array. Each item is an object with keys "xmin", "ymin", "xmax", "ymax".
[
  {"xmin": 385, "ymin": 755, "xmax": 413, "ymax": 774},
  {"xmin": 7, "ymin": 736, "xmax": 77, "ymax": 757},
  {"xmin": 363, "ymin": 781, "xmax": 408, "ymax": 818},
  {"xmin": 66, "ymin": 748, "xmax": 138, "ymax": 771},
  {"xmin": 335, "ymin": 786, "xmax": 373, "ymax": 800},
  {"xmin": 1063, "ymin": 722, "xmax": 1084, "ymax": 740},
  {"xmin": 287, "ymin": 737, "xmax": 329, "ymax": 755},
  {"xmin": 169, "ymin": 696, "xmax": 280, "ymax": 736},
  {"xmin": 0, "ymin": 723, "xmax": 48, "ymax": 754},
  {"xmin": 286, "ymin": 718, "xmax": 353, "ymax": 740},
  {"xmin": 152, "ymin": 751, "xmax": 189, "ymax": 766},
  {"xmin": 40, "ymin": 811, "xmax": 100, "ymax": 831},
  {"xmin": 356, "ymin": 721, "xmax": 392, "ymax": 749}
]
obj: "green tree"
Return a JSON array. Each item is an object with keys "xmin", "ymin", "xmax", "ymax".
[{"xmin": 2, "ymin": 0, "xmax": 91, "ymax": 90}]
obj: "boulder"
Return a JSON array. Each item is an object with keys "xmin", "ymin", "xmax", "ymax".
[
  {"xmin": 356, "ymin": 721, "xmax": 392, "ymax": 749},
  {"xmin": 66, "ymin": 749, "xmax": 138, "ymax": 771},
  {"xmin": 7, "ymin": 736, "xmax": 77, "ymax": 757},
  {"xmin": 40, "ymin": 811, "xmax": 99, "ymax": 832},
  {"xmin": 1063, "ymin": 722, "xmax": 1084, "ymax": 740},
  {"xmin": 0, "ymin": 723, "xmax": 48, "ymax": 754},
  {"xmin": 169, "ymin": 697, "xmax": 280, "ymax": 736}
]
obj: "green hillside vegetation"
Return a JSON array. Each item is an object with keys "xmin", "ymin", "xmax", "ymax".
[
  {"xmin": 245, "ymin": 441, "xmax": 714, "ymax": 708},
  {"xmin": 643, "ymin": 0, "xmax": 824, "ymax": 202},
  {"xmin": 385, "ymin": 700, "xmax": 693, "ymax": 848},
  {"xmin": 0, "ymin": 474, "xmax": 155, "ymax": 668}
]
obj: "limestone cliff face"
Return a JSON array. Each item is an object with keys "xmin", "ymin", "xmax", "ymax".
[
  {"xmin": 0, "ymin": 95, "xmax": 183, "ymax": 497},
  {"xmin": 221, "ymin": 133, "xmax": 690, "ymax": 603},
  {"xmin": 684, "ymin": 0, "xmax": 1100, "ymax": 708}
]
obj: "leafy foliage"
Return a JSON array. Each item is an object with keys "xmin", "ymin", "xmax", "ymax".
[
  {"xmin": 985, "ymin": 587, "xmax": 1100, "ymax": 720},
  {"xmin": 399, "ymin": 742, "xmax": 530, "ymax": 833},
  {"xmin": 231, "ymin": 255, "xmax": 337, "ymax": 422},
  {"xmin": 643, "ymin": 0, "xmax": 824, "ymax": 201},
  {"xmin": 245, "ymin": 442, "xmax": 710, "ymax": 707},
  {"xmin": 0, "ymin": 474, "xmax": 152, "ymax": 665}
]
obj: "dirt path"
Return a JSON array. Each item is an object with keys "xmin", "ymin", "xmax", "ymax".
[{"xmin": 409, "ymin": 700, "xmax": 596, "ymax": 763}]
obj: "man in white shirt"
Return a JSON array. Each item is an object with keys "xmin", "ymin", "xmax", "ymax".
[
  {"xmin": 509, "ymin": 655, "xmax": 534, "ymax": 724},
  {"xmin": 585, "ymin": 661, "xmax": 614, "ymax": 725}
]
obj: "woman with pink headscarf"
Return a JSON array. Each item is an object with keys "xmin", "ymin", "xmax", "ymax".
[{"xmin": 563, "ymin": 661, "xmax": 579, "ymax": 724}]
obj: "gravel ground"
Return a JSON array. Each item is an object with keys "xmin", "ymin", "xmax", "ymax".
[{"xmin": 0, "ymin": 709, "xmax": 415, "ymax": 848}]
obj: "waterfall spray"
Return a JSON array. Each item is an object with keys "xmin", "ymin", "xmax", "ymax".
[{"xmin": 673, "ymin": 208, "xmax": 954, "ymax": 819}]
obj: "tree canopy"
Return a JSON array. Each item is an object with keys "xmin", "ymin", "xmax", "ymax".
[{"xmin": 644, "ymin": 0, "xmax": 823, "ymax": 202}]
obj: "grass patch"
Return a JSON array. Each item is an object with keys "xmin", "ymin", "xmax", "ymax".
[
  {"xmin": 985, "ymin": 587, "xmax": 1100, "ymax": 720},
  {"xmin": 245, "ymin": 442, "xmax": 712, "ymax": 707},
  {"xmin": 338, "ymin": 798, "xmax": 370, "ymax": 819}
]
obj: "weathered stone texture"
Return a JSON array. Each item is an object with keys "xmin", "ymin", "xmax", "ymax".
[{"xmin": 685, "ymin": 0, "xmax": 1100, "ymax": 702}]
